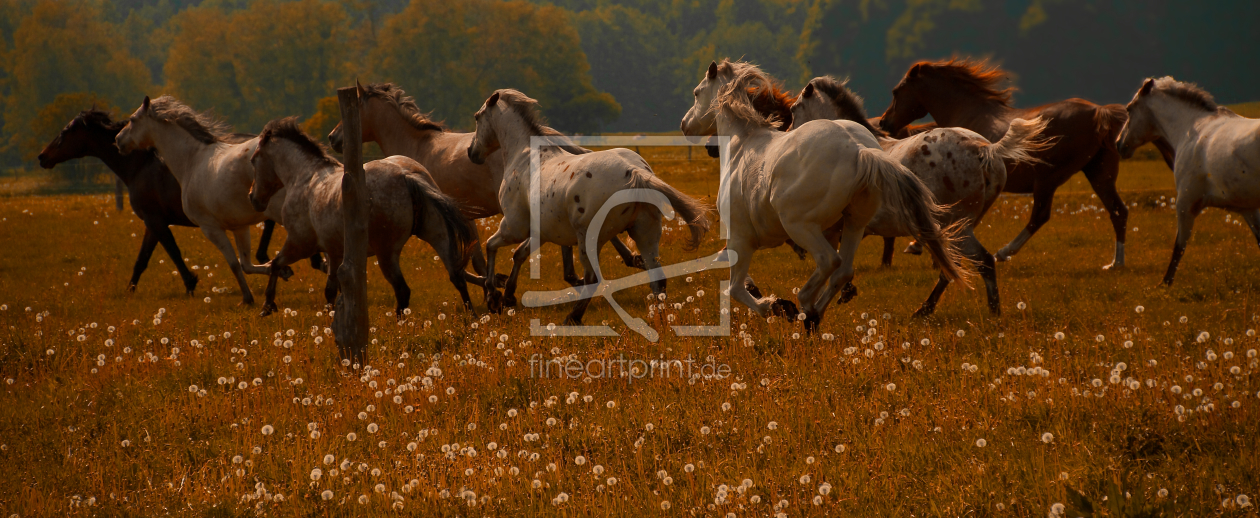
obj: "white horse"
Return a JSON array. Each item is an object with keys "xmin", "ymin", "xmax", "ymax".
[
  {"xmin": 248, "ymin": 117, "xmax": 479, "ymax": 316},
  {"xmin": 680, "ymin": 60, "xmax": 971, "ymax": 331},
  {"xmin": 790, "ymin": 76, "xmax": 1049, "ymax": 316},
  {"xmin": 116, "ymin": 96, "xmax": 287, "ymax": 305},
  {"xmin": 1116, "ymin": 77, "xmax": 1260, "ymax": 285},
  {"xmin": 467, "ymin": 89, "xmax": 711, "ymax": 325}
]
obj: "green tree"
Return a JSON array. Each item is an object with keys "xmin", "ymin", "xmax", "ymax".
[
  {"xmin": 371, "ymin": 0, "xmax": 618, "ymax": 133},
  {"xmin": 2, "ymin": 0, "xmax": 150, "ymax": 163}
]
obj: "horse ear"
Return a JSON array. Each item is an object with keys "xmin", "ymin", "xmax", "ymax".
[
  {"xmin": 486, "ymin": 91, "xmax": 500, "ymax": 109},
  {"xmin": 356, "ymin": 80, "xmax": 365, "ymax": 97},
  {"xmin": 802, "ymin": 82, "xmax": 815, "ymax": 98},
  {"xmin": 707, "ymin": 61, "xmax": 718, "ymax": 79},
  {"xmin": 907, "ymin": 63, "xmax": 924, "ymax": 78},
  {"xmin": 1139, "ymin": 78, "xmax": 1155, "ymax": 96},
  {"xmin": 141, "ymin": 96, "xmax": 151, "ymax": 111}
]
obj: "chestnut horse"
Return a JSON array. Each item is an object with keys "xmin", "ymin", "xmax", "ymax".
[
  {"xmin": 880, "ymin": 59, "xmax": 1130, "ymax": 269},
  {"xmin": 35, "ymin": 109, "xmax": 316, "ymax": 294}
]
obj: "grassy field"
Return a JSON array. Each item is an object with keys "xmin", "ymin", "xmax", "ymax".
[{"xmin": 1, "ymin": 149, "xmax": 1258, "ymax": 517}]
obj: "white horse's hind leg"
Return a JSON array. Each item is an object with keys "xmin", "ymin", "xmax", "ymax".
[
  {"xmin": 232, "ymin": 227, "xmax": 274, "ymax": 276},
  {"xmin": 627, "ymin": 212, "xmax": 665, "ymax": 295},
  {"xmin": 200, "ymin": 226, "xmax": 255, "ymax": 305},
  {"xmin": 1163, "ymin": 200, "xmax": 1202, "ymax": 285},
  {"xmin": 726, "ymin": 241, "xmax": 786, "ymax": 317},
  {"xmin": 784, "ymin": 222, "xmax": 849, "ymax": 333}
]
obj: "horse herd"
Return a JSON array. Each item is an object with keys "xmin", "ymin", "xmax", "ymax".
[{"xmin": 35, "ymin": 58, "xmax": 1260, "ymax": 333}]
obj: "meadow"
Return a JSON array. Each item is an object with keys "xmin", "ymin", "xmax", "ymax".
[{"xmin": 0, "ymin": 148, "xmax": 1258, "ymax": 517}]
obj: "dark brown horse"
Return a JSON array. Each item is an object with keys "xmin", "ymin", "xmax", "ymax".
[
  {"xmin": 36, "ymin": 109, "xmax": 316, "ymax": 293},
  {"xmin": 880, "ymin": 59, "xmax": 1130, "ymax": 269}
]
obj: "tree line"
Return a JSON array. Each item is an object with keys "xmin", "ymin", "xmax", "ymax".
[{"xmin": 2, "ymin": 0, "xmax": 1255, "ymax": 169}]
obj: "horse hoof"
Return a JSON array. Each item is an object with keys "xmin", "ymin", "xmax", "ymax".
[
  {"xmin": 1102, "ymin": 262, "xmax": 1123, "ymax": 271},
  {"xmin": 912, "ymin": 306, "xmax": 935, "ymax": 318},
  {"xmin": 803, "ymin": 313, "xmax": 821, "ymax": 334},
  {"xmin": 127, "ymin": 284, "xmax": 138, "ymax": 293},
  {"xmin": 563, "ymin": 316, "xmax": 582, "ymax": 326},
  {"xmin": 838, "ymin": 284, "xmax": 858, "ymax": 304},
  {"xmin": 630, "ymin": 254, "xmax": 647, "ymax": 270},
  {"xmin": 259, "ymin": 304, "xmax": 277, "ymax": 317},
  {"xmin": 503, "ymin": 295, "xmax": 518, "ymax": 308},
  {"xmin": 769, "ymin": 299, "xmax": 798, "ymax": 318},
  {"xmin": 903, "ymin": 244, "xmax": 923, "ymax": 255},
  {"xmin": 744, "ymin": 282, "xmax": 763, "ymax": 299},
  {"xmin": 239, "ymin": 299, "xmax": 255, "ymax": 307},
  {"xmin": 486, "ymin": 291, "xmax": 504, "ymax": 314},
  {"xmin": 277, "ymin": 265, "xmax": 295, "ymax": 280},
  {"xmin": 993, "ymin": 251, "xmax": 1011, "ymax": 262}
]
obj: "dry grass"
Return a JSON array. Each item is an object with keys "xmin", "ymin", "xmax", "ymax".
[{"xmin": 0, "ymin": 149, "xmax": 1258, "ymax": 517}]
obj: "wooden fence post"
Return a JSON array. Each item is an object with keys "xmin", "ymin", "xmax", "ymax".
[{"xmin": 333, "ymin": 86, "xmax": 370, "ymax": 367}]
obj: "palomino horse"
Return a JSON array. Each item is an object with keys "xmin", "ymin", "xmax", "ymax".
[
  {"xmin": 879, "ymin": 59, "xmax": 1130, "ymax": 269},
  {"xmin": 37, "ymin": 110, "xmax": 320, "ymax": 295},
  {"xmin": 467, "ymin": 89, "xmax": 711, "ymax": 325},
  {"xmin": 116, "ymin": 96, "xmax": 291, "ymax": 305},
  {"xmin": 1116, "ymin": 77, "xmax": 1260, "ymax": 285},
  {"xmin": 790, "ymin": 76, "xmax": 1049, "ymax": 316},
  {"xmin": 327, "ymin": 82, "xmax": 644, "ymax": 287},
  {"xmin": 681, "ymin": 60, "xmax": 970, "ymax": 331},
  {"xmin": 249, "ymin": 117, "xmax": 479, "ymax": 315}
]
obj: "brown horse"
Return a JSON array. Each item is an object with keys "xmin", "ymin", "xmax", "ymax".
[
  {"xmin": 35, "ymin": 109, "xmax": 317, "ymax": 294},
  {"xmin": 879, "ymin": 58, "xmax": 1130, "ymax": 269}
]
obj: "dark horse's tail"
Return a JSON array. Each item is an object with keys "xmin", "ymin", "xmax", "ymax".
[{"xmin": 404, "ymin": 174, "xmax": 477, "ymax": 270}]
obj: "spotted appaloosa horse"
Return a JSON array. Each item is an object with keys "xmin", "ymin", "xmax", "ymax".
[
  {"xmin": 880, "ymin": 58, "xmax": 1130, "ymax": 270},
  {"xmin": 36, "ymin": 109, "xmax": 318, "ymax": 294}
]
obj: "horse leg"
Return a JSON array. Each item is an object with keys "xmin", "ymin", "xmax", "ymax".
[
  {"xmin": 726, "ymin": 241, "xmax": 784, "ymax": 317},
  {"xmin": 880, "ymin": 236, "xmax": 895, "ymax": 267},
  {"xmin": 782, "ymin": 224, "xmax": 844, "ymax": 334},
  {"xmin": 502, "ymin": 241, "xmax": 532, "ymax": 308},
  {"xmin": 611, "ymin": 236, "xmax": 645, "ymax": 269},
  {"xmin": 200, "ymin": 226, "xmax": 254, "ymax": 305},
  {"xmin": 483, "ymin": 229, "xmax": 523, "ymax": 314},
  {"xmin": 1239, "ymin": 209, "xmax": 1260, "ymax": 249},
  {"xmin": 323, "ymin": 252, "xmax": 342, "ymax": 307},
  {"xmin": 903, "ymin": 240, "xmax": 923, "ymax": 255},
  {"xmin": 1083, "ymin": 149, "xmax": 1128, "ymax": 269},
  {"xmin": 309, "ymin": 253, "xmax": 326, "ymax": 273},
  {"xmin": 128, "ymin": 226, "xmax": 161, "ymax": 293},
  {"xmin": 995, "ymin": 182, "xmax": 1058, "ymax": 261},
  {"xmin": 260, "ymin": 238, "xmax": 311, "ymax": 317},
  {"xmin": 256, "ymin": 219, "xmax": 275, "ymax": 264},
  {"xmin": 233, "ymin": 227, "xmax": 282, "ymax": 276},
  {"xmin": 562, "ymin": 234, "xmax": 599, "ymax": 326},
  {"xmin": 1163, "ymin": 200, "xmax": 1202, "ymax": 286},
  {"xmin": 560, "ymin": 245, "xmax": 581, "ymax": 287},
  {"xmin": 376, "ymin": 250, "xmax": 413, "ymax": 316},
  {"xmin": 154, "ymin": 224, "xmax": 198, "ymax": 295},
  {"xmin": 468, "ymin": 236, "xmax": 506, "ymax": 289},
  {"xmin": 627, "ymin": 213, "xmax": 664, "ymax": 295}
]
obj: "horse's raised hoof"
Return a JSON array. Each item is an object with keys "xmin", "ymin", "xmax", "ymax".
[
  {"xmin": 903, "ymin": 242, "xmax": 923, "ymax": 255},
  {"xmin": 838, "ymin": 283, "xmax": 858, "ymax": 304},
  {"xmin": 127, "ymin": 283, "xmax": 138, "ymax": 294},
  {"xmin": 275, "ymin": 265, "xmax": 295, "ymax": 281},
  {"xmin": 494, "ymin": 273, "xmax": 509, "ymax": 289},
  {"xmin": 769, "ymin": 298, "xmax": 798, "ymax": 319},
  {"xmin": 803, "ymin": 312, "xmax": 821, "ymax": 334},
  {"xmin": 259, "ymin": 302, "xmax": 278, "ymax": 317},
  {"xmin": 629, "ymin": 254, "xmax": 646, "ymax": 270},
  {"xmin": 993, "ymin": 250, "xmax": 1012, "ymax": 262}
]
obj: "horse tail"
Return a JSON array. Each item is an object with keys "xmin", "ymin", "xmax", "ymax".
[
  {"xmin": 858, "ymin": 147, "xmax": 973, "ymax": 285},
  {"xmin": 986, "ymin": 117, "xmax": 1053, "ymax": 167},
  {"xmin": 404, "ymin": 174, "xmax": 476, "ymax": 268},
  {"xmin": 1095, "ymin": 104, "xmax": 1128, "ymax": 149},
  {"xmin": 630, "ymin": 169, "xmax": 712, "ymax": 251}
]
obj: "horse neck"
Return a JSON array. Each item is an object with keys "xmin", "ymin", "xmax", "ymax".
[
  {"xmin": 920, "ymin": 86, "xmax": 1011, "ymax": 135},
  {"xmin": 1146, "ymin": 96, "xmax": 1215, "ymax": 151},
  {"xmin": 489, "ymin": 112, "xmax": 538, "ymax": 164},
  {"xmin": 370, "ymin": 111, "xmax": 442, "ymax": 159},
  {"xmin": 145, "ymin": 121, "xmax": 214, "ymax": 182},
  {"xmin": 85, "ymin": 134, "xmax": 148, "ymax": 184},
  {"xmin": 271, "ymin": 143, "xmax": 326, "ymax": 190}
]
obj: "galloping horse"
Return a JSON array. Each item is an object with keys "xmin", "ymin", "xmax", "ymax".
[
  {"xmin": 879, "ymin": 59, "xmax": 1130, "ymax": 269},
  {"xmin": 249, "ymin": 117, "xmax": 479, "ymax": 314},
  {"xmin": 1116, "ymin": 77, "xmax": 1260, "ymax": 285},
  {"xmin": 681, "ymin": 60, "xmax": 970, "ymax": 331},
  {"xmin": 791, "ymin": 76, "xmax": 1049, "ymax": 315},
  {"xmin": 116, "ymin": 96, "xmax": 289, "ymax": 305},
  {"xmin": 37, "ymin": 109, "xmax": 318, "ymax": 295},
  {"xmin": 327, "ymin": 82, "xmax": 644, "ymax": 287},
  {"xmin": 468, "ymin": 89, "xmax": 710, "ymax": 325}
]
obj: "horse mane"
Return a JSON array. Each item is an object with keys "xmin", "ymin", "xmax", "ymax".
[
  {"xmin": 714, "ymin": 64, "xmax": 780, "ymax": 130},
  {"xmin": 913, "ymin": 58, "xmax": 1014, "ymax": 106},
  {"xmin": 77, "ymin": 108, "xmax": 125, "ymax": 131},
  {"xmin": 360, "ymin": 83, "xmax": 447, "ymax": 133},
  {"xmin": 260, "ymin": 117, "xmax": 341, "ymax": 168},
  {"xmin": 807, "ymin": 76, "xmax": 882, "ymax": 136},
  {"xmin": 715, "ymin": 59, "xmax": 793, "ymax": 129},
  {"xmin": 147, "ymin": 96, "xmax": 234, "ymax": 144},
  {"xmin": 1150, "ymin": 77, "xmax": 1223, "ymax": 113}
]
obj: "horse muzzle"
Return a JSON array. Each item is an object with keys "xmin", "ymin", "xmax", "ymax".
[
  {"xmin": 467, "ymin": 146, "xmax": 485, "ymax": 165},
  {"xmin": 249, "ymin": 193, "xmax": 269, "ymax": 213}
]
